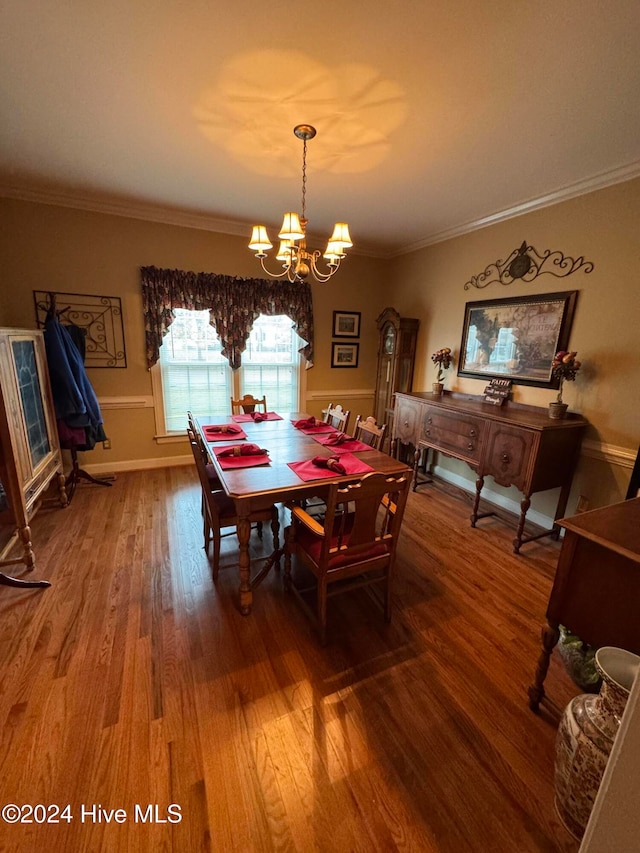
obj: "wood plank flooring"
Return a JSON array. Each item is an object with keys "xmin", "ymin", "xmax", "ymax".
[{"xmin": 0, "ymin": 467, "xmax": 580, "ymax": 852}]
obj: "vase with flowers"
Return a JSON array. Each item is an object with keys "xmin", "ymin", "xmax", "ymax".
[
  {"xmin": 549, "ymin": 350, "xmax": 582, "ymax": 419},
  {"xmin": 431, "ymin": 347, "xmax": 453, "ymax": 396}
]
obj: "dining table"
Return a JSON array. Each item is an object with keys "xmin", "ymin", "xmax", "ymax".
[{"xmin": 192, "ymin": 412, "xmax": 412, "ymax": 614}]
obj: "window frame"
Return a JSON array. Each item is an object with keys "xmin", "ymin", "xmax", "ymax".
[{"xmin": 151, "ymin": 311, "xmax": 307, "ymax": 440}]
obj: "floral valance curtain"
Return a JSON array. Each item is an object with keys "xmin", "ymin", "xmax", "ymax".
[{"xmin": 141, "ymin": 265, "xmax": 314, "ymax": 370}]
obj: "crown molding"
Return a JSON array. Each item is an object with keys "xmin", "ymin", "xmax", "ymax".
[
  {"xmin": 393, "ymin": 160, "xmax": 640, "ymax": 256},
  {"xmin": 0, "ymin": 183, "xmax": 385, "ymax": 259},
  {"xmin": 3, "ymin": 159, "xmax": 640, "ymax": 259}
]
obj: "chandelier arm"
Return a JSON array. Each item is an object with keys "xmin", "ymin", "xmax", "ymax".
[
  {"xmin": 257, "ymin": 256, "xmax": 297, "ymax": 280},
  {"xmin": 308, "ymin": 252, "xmax": 342, "ymax": 283}
]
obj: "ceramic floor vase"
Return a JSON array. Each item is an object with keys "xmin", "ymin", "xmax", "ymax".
[{"xmin": 554, "ymin": 646, "xmax": 640, "ymax": 840}]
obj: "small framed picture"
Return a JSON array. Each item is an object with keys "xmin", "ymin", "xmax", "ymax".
[
  {"xmin": 332, "ymin": 310, "xmax": 361, "ymax": 338},
  {"xmin": 331, "ymin": 342, "xmax": 359, "ymax": 368}
]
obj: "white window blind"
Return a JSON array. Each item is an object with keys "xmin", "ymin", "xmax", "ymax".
[{"xmin": 158, "ymin": 310, "xmax": 302, "ymax": 431}]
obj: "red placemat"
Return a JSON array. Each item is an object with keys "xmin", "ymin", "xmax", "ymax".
[
  {"xmin": 203, "ymin": 424, "xmax": 247, "ymax": 441},
  {"xmin": 231, "ymin": 412, "xmax": 283, "ymax": 423},
  {"xmin": 213, "ymin": 445, "xmax": 271, "ymax": 469},
  {"xmin": 287, "ymin": 453, "xmax": 375, "ymax": 482},
  {"xmin": 310, "ymin": 433, "xmax": 374, "ymax": 453}
]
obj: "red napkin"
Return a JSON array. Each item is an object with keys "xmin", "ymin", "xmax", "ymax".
[
  {"xmin": 203, "ymin": 424, "xmax": 247, "ymax": 441},
  {"xmin": 291, "ymin": 417, "xmax": 334, "ymax": 434},
  {"xmin": 287, "ymin": 453, "xmax": 375, "ymax": 482},
  {"xmin": 292, "ymin": 416, "xmax": 318, "ymax": 429},
  {"xmin": 231, "ymin": 412, "xmax": 283, "ymax": 422},
  {"xmin": 311, "ymin": 433, "xmax": 374, "ymax": 453},
  {"xmin": 323, "ymin": 431, "xmax": 349, "ymax": 446},
  {"xmin": 312, "ymin": 455, "xmax": 346, "ymax": 474},
  {"xmin": 217, "ymin": 443, "xmax": 268, "ymax": 457}
]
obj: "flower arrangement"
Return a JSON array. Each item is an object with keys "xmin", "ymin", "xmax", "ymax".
[
  {"xmin": 551, "ymin": 350, "xmax": 582, "ymax": 403},
  {"xmin": 431, "ymin": 347, "xmax": 453, "ymax": 383}
]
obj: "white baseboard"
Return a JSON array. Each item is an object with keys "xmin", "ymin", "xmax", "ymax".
[{"xmin": 79, "ymin": 455, "xmax": 192, "ymax": 476}]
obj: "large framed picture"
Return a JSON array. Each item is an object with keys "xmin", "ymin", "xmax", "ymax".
[
  {"xmin": 331, "ymin": 342, "xmax": 359, "ymax": 368},
  {"xmin": 458, "ymin": 290, "xmax": 578, "ymax": 388},
  {"xmin": 332, "ymin": 310, "xmax": 361, "ymax": 338}
]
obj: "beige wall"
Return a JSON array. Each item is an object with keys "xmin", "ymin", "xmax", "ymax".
[
  {"xmin": 387, "ymin": 177, "xmax": 640, "ymax": 513},
  {"xmin": 1, "ymin": 178, "xmax": 638, "ymax": 513},
  {"xmin": 0, "ymin": 198, "xmax": 392, "ymax": 469}
]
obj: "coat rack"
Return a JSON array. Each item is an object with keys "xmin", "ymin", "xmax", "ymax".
[{"xmin": 40, "ymin": 293, "xmax": 114, "ymax": 504}]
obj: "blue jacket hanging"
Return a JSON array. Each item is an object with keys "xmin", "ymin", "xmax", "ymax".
[{"xmin": 43, "ymin": 315, "xmax": 107, "ymax": 449}]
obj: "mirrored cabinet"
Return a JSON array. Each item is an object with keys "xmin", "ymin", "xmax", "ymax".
[{"xmin": 0, "ymin": 328, "xmax": 66, "ymax": 581}]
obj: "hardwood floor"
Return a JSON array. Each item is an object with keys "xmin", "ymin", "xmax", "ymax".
[{"xmin": 0, "ymin": 467, "xmax": 580, "ymax": 852}]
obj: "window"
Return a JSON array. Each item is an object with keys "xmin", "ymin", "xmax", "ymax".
[{"xmin": 156, "ymin": 310, "xmax": 303, "ymax": 433}]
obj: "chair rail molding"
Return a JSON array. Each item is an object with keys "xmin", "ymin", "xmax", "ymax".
[
  {"xmin": 99, "ymin": 396, "xmax": 154, "ymax": 409},
  {"xmin": 581, "ymin": 439, "xmax": 636, "ymax": 469},
  {"xmin": 307, "ymin": 388, "xmax": 374, "ymax": 400}
]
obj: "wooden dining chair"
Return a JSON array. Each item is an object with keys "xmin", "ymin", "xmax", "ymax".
[
  {"xmin": 187, "ymin": 412, "xmax": 223, "ymax": 492},
  {"xmin": 230, "ymin": 394, "xmax": 267, "ymax": 414},
  {"xmin": 284, "ymin": 471, "xmax": 410, "ymax": 644},
  {"xmin": 187, "ymin": 430, "xmax": 279, "ymax": 579},
  {"xmin": 322, "ymin": 403, "xmax": 351, "ymax": 433},
  {"xmin": 353, "ymin": 415, "xmax": 387, "ymax": 450}
]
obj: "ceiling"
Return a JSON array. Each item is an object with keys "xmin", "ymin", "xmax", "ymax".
[{"xmin": 2, "ymin": 1, "xmax": 640, "ymax": 258}]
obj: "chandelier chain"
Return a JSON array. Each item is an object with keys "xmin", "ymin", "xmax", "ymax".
[{"xmin": 301, "ymin": 137, "xmax": 307, "ymax": 222}]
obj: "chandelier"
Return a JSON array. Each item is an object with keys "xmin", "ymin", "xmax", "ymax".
[{"xmin": 248, "ymin": 125, "xmax": 352, "ymax": 283}]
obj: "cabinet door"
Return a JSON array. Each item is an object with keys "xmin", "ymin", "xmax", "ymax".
[
  {"xmin": 394, "ymin": 396, "xmax": 421, "ymax": 445},
  {"xmin": 483, "ymin": 424, "xmax": 536, "ymax": 491},
  {"xmin": 374, "ymin": 321, "xmax": 396, "ymax": 425},
  {"xmin": 0, "ymin": 330, "xmax": 63, "ymax": 518}
]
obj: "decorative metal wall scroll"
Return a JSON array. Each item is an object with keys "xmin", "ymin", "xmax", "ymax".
[
  {"xmin": 34, "ymin": 291, "xmax": 126, "ymax": 368},
  {"xmin": 464, "ymin": 241, "xmax": 594, "ymax": 290}
]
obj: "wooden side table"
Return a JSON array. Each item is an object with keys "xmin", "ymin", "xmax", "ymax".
[{"xmin": 528, "ymin": 497, "xmax": 640, "ymax": 710}]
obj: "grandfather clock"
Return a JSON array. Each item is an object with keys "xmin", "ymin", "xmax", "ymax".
[{"xmin": 374, "ymin": 308, "xmax": 419, "ymax": 440}]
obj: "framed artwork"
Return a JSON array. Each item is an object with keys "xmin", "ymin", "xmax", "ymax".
[
  {"xmin": 331, "ymin": 342, "xmax": 359, "ymax": 368},
  {"xmin": 332, "ymin": 310, "xmax": 361, "ymax": 338},
  {"xmin": 458, "ymin": 290, "xmax": 578, "ymax": 388},
  {"xmin": 34, "ymin": 290, "xmax": 127, "ymax": 368}
]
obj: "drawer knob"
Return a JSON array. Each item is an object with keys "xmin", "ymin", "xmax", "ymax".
[
  {"xmin": 425, "ymin": 428, "xmax": 431, "ymax": 436},
  {"xmin": 469, "ymin": 428, "xmax": 476, "ymax": 437},
  {"xmin": 427, "ymin": 417, "xmax": 432, "ymax": 424},
  {"xmin": 502, "ymin": 452, "xmax": 510, "ymax": 463},
  {"xmin": 467, "ymin": 443, "xmax": 474, "ymax": 451},
  {"xmin": 404, "ymin": 420, "xmax": 409, "ymax": 427}
]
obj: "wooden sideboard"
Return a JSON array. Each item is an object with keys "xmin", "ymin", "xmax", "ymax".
[
  {"xmin": 392, "ymin": 391, "xmax": 587, "ymax": 553},
  {"xmin": 528, "ymin": 497, "xmax": 640, "ymax": 710}
]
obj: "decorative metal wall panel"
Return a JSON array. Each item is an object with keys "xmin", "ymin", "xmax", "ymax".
[
  {"xmin": 464, "ymin": 241, "xmax": 594, "ymax": 290},
  {"xmin": 34, "ymin": 291, "xmax": 126, "ymax": 368}
]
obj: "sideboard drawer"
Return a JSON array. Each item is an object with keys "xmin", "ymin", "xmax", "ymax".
[{"xmin": 421, "ymin": 406, "xmax": 485, "ymax": 465}]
